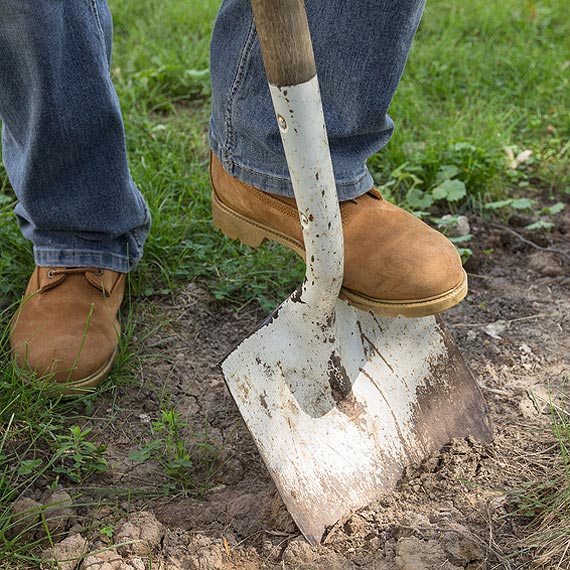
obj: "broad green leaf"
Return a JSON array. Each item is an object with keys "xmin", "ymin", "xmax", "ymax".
[
  {"xmin": 128, "ymin": 440, "xmax": 163, "ymax": 462},
  {"xmin": 431, "ymin": 215, "xmax": 461, "ymax": 226},
  {"xmin": 449, "ymin": 234, "xmax": 473, "ymax": 244},
  {"xmin": 432, "ymin": 179, "xmax": 467, "ymax": 202},
  {"xmin": 407, "ymin": 188, "xmax": 433, "ymax": 209},
  {"xmin": 452, "ymin": 142, "xmax": 476, "ymax": 153},
  {"xmin": 484, "ymin": 199, "xmax": 513, "ymax": 210},
  {"xmin": 525, "ymin": 220, "xmax": 554, "ymax": 231},
  {"xmin": 455, "ymin": 247, "xmax": 473, "ymax": 263},
  {"xmin": 17, "ymin": 459, "xmax": 43, "ymax": 476},
  {"xmin": 540, "ymin": 202, "xmax": 565, "ymax": 215},
  {"xmin": 435, "ymin": 165, "xmax": 461, "ymax": 183},
  {"xmin": 511, "ymin": 198, "xmax": 536, "ymax": 210}
]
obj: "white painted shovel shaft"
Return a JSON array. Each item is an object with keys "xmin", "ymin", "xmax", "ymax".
[{"xmin": 269, "ymin": 79, "xmax": 344, "ymax": 312}]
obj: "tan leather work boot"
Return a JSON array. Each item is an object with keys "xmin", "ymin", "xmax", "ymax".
[
  {"xmin": 9, "ymin": 267, "xmax": 125, "ymax": 394},
  {"xmin": 210, "ymin": 154, "xmax": 467, "ymax": 317}
]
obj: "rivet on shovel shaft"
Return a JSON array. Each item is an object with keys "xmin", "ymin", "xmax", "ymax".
[{"xmin": 277, "ymin": 114, "xmax": 288, "ymax": 131}]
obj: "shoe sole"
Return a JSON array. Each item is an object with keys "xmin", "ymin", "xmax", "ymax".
[{"xmin": 212, "ymin": 190, "xmax": 468, "ymax": 318}]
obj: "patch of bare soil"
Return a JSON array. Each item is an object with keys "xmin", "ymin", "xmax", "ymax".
[{"xmin": 26, "ymin": 207, "xmax": 570, "ymax": 569}]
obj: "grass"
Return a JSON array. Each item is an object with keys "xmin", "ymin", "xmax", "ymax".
[
  {"xmin": 0, "ymin": 0, "xmax": 568, "ymax": 566},
  {"xmin": 507, "ymin": 390, "xmax": 570, "ymax": 567}
]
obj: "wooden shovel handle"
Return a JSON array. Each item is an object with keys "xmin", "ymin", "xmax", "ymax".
[{"xmin": 250, "ymin": 0, "xmax": 316, "ymax": 86}]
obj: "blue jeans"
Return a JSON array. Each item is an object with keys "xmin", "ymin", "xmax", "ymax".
[
  {"xmin": 0, "ymin": 0, "xmax": 150, "ymax": 273},
  {"xmin": 0, "ymin": 0, "xmax": 424, "ymax": 272},
  {"xmin": 210, "ymin": 0, "xmax": 425, "ymax": 199}
]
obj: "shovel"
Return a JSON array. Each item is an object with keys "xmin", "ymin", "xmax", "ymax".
[{"xmin": 220, "ymin": 0, "xmax": 493, "ymax": 545}]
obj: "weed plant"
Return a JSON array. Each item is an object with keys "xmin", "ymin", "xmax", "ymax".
[{"xmin": 129, "ymin": 407, "xmax": 219, "ymax": 495}]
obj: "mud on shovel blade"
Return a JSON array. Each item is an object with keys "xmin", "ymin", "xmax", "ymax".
[{"xmin": 221, "ymin": 0, "xmax": 493, "ymax": 545}]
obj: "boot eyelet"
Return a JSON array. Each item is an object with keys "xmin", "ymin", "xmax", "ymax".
[
  {"xmin": 47, "ymin": 270, "xmax": 56, "ymax": 279},
  {"xmin": 93, "ymin": 268, "xmax": 104, "ymax": 277}
]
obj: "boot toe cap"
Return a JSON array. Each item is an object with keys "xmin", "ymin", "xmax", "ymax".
[{"xmin": 12, "ymin": 331, "xmax": 117, "ymax": 385}]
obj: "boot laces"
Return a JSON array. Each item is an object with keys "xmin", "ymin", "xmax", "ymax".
[{"xmin": 46, "ymin": 267, "xmax": 104, "ymax": 279}]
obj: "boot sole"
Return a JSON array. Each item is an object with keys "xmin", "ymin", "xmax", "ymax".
[{"xmin": 212, "ymin": 190, "xmax": 468, "ymax": 318}]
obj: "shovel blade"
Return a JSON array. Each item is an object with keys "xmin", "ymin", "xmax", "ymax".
[{"xmin": 222, "ymin": 297, "xmax": 492, "ymax": 545}]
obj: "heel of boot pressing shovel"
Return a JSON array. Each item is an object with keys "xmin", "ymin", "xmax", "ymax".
[
  {"xmin": 212, "ymin": 190, "xmax": 306, "ymax": 257},
  {"xmin": 211, "ymin": 191, "xmax": 267, "ymax": 248}
]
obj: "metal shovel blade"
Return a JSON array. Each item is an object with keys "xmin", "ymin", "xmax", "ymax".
[{"xmin": 222, "ymin": 295, "xmax": 493, "ymax": 545}]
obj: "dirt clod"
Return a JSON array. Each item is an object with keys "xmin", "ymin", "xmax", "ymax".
[
  {"xmin": 527, "ymin": 251, "xmax": 563, "ymax": 277},
  {"xmin": 162, "ymin": 532, "xmax": 225, "ymax": 570},
  {"xmin": 7, "ymin": 497, "xmax": 42, "ymax": 542},
  {"xmin": 395, "ymin": 537, "xmax": 462, "ymax": 570},
  {"xmin": 41, "ymin": 533, "xmax": 88, "ymax": 570},
  {"xmin": 39, "ymin": 490, "xmax": 75, "ymax": 539},
  {"xmin": 282, "ymin": 536, "xmax": 317, "ymax": 564},
  {"xmin": 81, "ymin": 548, "xmax": 124, "ymax": 569},
  {"xmin": 114, "ymin": 511, "xmax": 163, "ymax": 557}
]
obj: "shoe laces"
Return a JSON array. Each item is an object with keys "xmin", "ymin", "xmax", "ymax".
[{"xmin": 46, "ymin": 267, "xmax": 104, "ymax": 279}]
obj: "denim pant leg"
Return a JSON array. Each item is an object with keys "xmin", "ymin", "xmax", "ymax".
[
  {"xmin": 0, "ymin": 0, "xmax": 150, "ymax": 273},
  {"xmin": 210, "ymin": 0, "xmax": 425, "ymax": 200}
]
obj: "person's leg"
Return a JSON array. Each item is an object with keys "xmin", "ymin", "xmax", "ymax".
[
  {"xmin": 209, "ymin": 0, "xmax": 425, "ymax": 200},
  {"xmin": 0, "ymin": 0, "xmax": 149, "ymax": 391},
  {"xmin": 209, "ymin": 0, "xmax": 467, "ymax": 318},
  {"xmin": 0, "ymin": 0, "xmax": 150, "ymax": 270}
]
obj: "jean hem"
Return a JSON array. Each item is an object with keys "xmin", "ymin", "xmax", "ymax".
[
  {"xmin": 209, "ymin": 136, "xmax": 374, "ymax": 201},
  {"xmin": 33, "ymin": 248, "xmax": 136, "ymax": 273}
]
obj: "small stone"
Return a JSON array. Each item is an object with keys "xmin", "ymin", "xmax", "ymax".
[{"xmin": 466, "ymin": 330, "xmax": 478, "ymax": 342}]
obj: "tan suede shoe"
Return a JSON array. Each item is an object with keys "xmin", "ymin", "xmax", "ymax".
[
  {"xmin": 210, "ymin": 154, "xmax": 467, "ymax": 317},
  {"xmin": 9, "ymin": 267, "xmax": 125, "ymax": 394}
]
